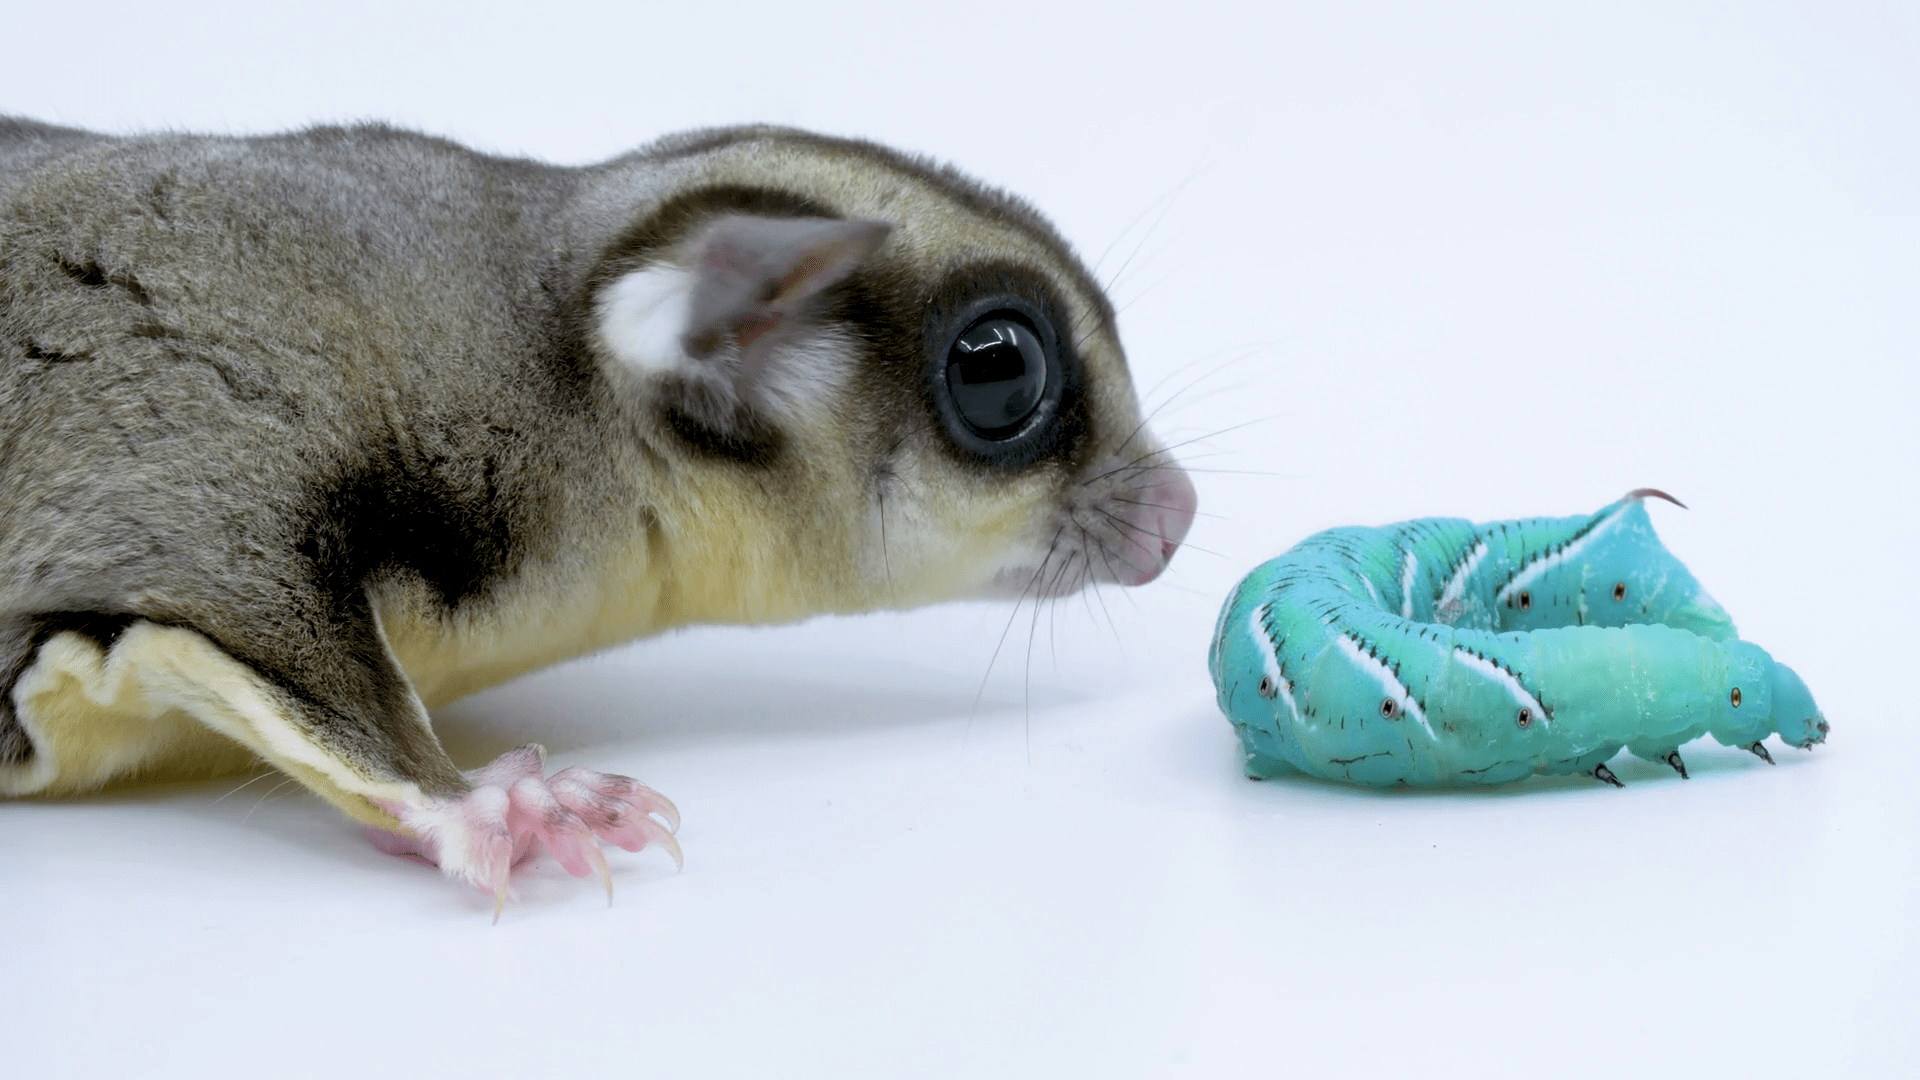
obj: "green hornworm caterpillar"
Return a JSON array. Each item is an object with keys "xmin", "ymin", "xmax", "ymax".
[{"xmin": 1208, "ymin": 491, "xmax": 1827, "ymax": 787}]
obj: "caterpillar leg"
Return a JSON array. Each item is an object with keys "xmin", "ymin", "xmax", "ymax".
[
  {"xmin": 1242, "ymin": 746, "xmax": 1303, "ymax": 781},
  {"xmin": 1592, "ymin": 763, "xmax": 1625, "ymax": 788}
]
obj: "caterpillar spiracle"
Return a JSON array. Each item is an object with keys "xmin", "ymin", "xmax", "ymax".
[{"xmin": 1208, "ymin": 491, "xmax": 1828, "ymax": 787}]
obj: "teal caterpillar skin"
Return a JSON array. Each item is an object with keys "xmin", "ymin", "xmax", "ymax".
[{"xmin": 1209, "ymin": 491, "xmax": 1828, "ymax": 787}]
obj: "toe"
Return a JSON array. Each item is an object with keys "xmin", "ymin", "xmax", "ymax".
[
  {"xmin": 551, "ymin": 775, "xmax": 681, "ymax": 865},
  {"xmin": 552, "ymin": 767, "xmax": 680, "ymax": 833},
  {"xmin": 381, "ymin": 750, "xmax": 681, "ymax": 915},
  {"xmin": 506, "ymin": 776, "xmax": 600, "ymax": 879}
]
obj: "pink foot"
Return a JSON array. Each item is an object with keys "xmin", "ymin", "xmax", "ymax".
[{"xmin": 367, "ymin": 745, "xmax": 681, "ymax": 917}]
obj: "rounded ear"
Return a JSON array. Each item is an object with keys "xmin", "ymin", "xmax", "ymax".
[{"xmin": 680, "ymin": 215, "xmax": 893, "ymax": 377}]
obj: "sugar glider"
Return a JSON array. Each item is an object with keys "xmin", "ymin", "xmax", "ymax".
[{"xmin": 0, "ymin": 117, "xmax": 1197, "ymax": 907}]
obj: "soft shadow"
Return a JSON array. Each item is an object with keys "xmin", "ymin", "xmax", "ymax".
[
  {"xmin": 431, "ymin": 640, "xmax": 1092, "ymax": 763},
  {"xmin": 1180, "ymin": 703, "xmax": 1799, "ymax": 805}
]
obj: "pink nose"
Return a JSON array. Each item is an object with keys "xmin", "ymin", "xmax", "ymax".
[{"xmin": 1119, "ymin": 462, "xmax": 1198, "ymax": 586}]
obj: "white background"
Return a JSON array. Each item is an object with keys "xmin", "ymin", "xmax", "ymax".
[{"xmin": 3, "ymin": 2, "xmax": 1915, "ymax": 1076}]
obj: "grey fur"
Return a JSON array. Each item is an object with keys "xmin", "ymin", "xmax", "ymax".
[
  {"xmin": 0, "ymin": 119, "xmax": 1174, "ymax": 807},
  {"xmin": 1, "ymin": 120, "xmax": 598, "ymax": 792}
]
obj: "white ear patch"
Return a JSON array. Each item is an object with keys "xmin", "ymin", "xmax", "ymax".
[
  {"xmin": 596, "ymin": 265, "xmax": 696, "ymax": 375},
  {"xmin": 594, "ymin": 262, "xmax": 855, "ymax": 423}
]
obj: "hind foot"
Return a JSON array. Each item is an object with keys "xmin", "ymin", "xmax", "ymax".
[{"xmin": 367, "ymin": 744, "xmax": 681, "ymax": 917}]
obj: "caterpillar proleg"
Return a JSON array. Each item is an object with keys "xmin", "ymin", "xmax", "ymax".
[{"xmin": 1209, "ymin": 491, "xmax": 1827, "ymax": 787}]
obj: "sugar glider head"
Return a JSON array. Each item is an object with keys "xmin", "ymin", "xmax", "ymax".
[{"xmin": 586, "ymin": 128, "xmax": 1197, "ymax": 619}]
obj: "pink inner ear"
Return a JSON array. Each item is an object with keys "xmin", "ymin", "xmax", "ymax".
[
  {"xmin": 679, "ymin": 215, "xmax": 892, "ymax": 376},
  {"xmin": 730, "ymin": 310, "xmax": 783, "ymax": 350},
  {"xmin": 770, "ymin": 247, "xmax": 853, "ymax": 306}
]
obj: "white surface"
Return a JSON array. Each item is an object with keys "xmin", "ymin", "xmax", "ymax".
[{"xmin": 3, "ymin": 2, "xmax": 1916, "ymax": 1076}]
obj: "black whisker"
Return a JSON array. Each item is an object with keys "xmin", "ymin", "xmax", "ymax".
[
  {"xmin": 1095, "ymin": 505, "xmax": 1159, "ymax": 547},
  {"xmin": 1080, "ymin": 417, "xmax": 1273, "ymax": 491},
  {"xmin": 1103, "ymin": 182, "xmax": 1188, "ymax": 297},
  {"xmin": 1089, "ymin": 521, "xmax": 1154, "ymax": 586},
  {"xmin": 1092, "ymin": 505, "xmax": 1227, "ymax": 561},
  {"xmin": 1088, "ymin": 528, "xmax": 1144, "ymax": 611},
  {"xmin": 1121, "ymin": 416, "xmax": 1273, "ymax": 473},
  {"xmin": 1074, "ymin": 520, "xmax": 1124, "ymax": 645},
  {"xmin": 1023, "ymin": 549, "xmax": 1064, "ymax": 768},
  {"xmin": 1102, "ymin": 347, "xmax": 1266, "ymax": 470},
  {"xmin": 970, "ymin": 526, "xmax": 1064, "ymax": 734},
  {"xmin": 1091, "ymin": 176, "xmax": 1190, "ymax": 280},
  {"xmin": 1157, "ymin": 466, "xmax": 1294, "ymax": 479},
  {"xmin": 1129, "ymin": 345, "xmax": 1269, "ymax": 441},
  {"xmin": 1046, "ymin": 551, "xmax": 1073, "ymax": 672},
  {"xmin": 1135, "ymin": 343, "xmax": 1267, "ymax": 419},
  {"xmin": 1110, "ymin": 267, "xmax": 1178, "ymax": 321},
  {"xmin": 1109, "ymin": 496, "xmax": 1226, "ymax": 520}
]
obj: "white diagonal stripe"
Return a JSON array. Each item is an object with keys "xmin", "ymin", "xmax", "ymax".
[
  {"xmin": 1250, "ymin": 605, "xmax": 1301, "ymax": 728},
  {"xmin": 1450, "ymin": 648, "xmax": 1549, "ymax": 720},
  {"xmin": 1494, "ymin": 503, "xmax": 1632, "ymax": 605},
  {"xmin": 1335, "ymin": 634, "xmax": 1435, "ymax": 740},
  {"xmin": 1436, "ymin": 539, "xmax": 1487, "ymax": 622}
]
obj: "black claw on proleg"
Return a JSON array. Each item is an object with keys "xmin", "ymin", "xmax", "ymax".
[
  {"xmin": 1593, "ymin": 764, "xmax": 1624, "ymax": 788},
  {"xmin": 1665, "ymin": 751, "xmax": 1689, "ymax": 779},
  {"xmin": 1749, "ymin": 742, "xmax": 1775, "ymax": 765}
]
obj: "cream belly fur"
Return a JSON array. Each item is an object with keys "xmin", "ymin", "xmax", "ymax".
[
  {"xmin": 378, "ymin": 480, "xmax": 1046, "ymax": 706},
  {"xmin": 2, "ymin": 462, "xmax": 1052, "ymax": 808},
  {"xmin": 5, "ymin": 625, "xmax": 415, "ymax": 825},
  {"xmin": 0, "ymin": 119, "xmax": 1201, "ymax": 904}
]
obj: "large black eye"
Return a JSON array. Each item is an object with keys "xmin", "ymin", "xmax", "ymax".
[
  {"xmin": 926, "ymin": 289, "xmax": 1071, "ymax": 468},
  {"xmin": 945, "ymin": 316, "xmax": 1047, "ymax": 438}
]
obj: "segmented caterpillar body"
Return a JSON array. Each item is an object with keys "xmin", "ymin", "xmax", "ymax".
[{"xmin": 1209, "ymin": 492, "xmax": 1827, "ymax": 786}]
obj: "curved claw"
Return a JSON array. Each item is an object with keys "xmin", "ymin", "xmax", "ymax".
[
  {"xmin": 658, "ymin": 829, "xmax": 685, "ymax": 871},
  {"xmin": 1593, "ymin": 763, "xmax": 1624, "ymax": 788},
  {"xmin": 1665, "ymin": 751, "xmax": 1689, "ymax": 779},
  {"xmin": 376, "ymin": 750, "xmax": 682, "ymax": 919},
  {"xmin": 636, "ymin": 788, "xmax": 681, "ymax": 834},
  {"xmin": 617, "ymin": 819, "xmax": 684, "ymax": 870},
  {"xmin": 584, "ymin": 843, "xmax": 613, "ymax": 906},
  {"xmin": 1749, "ymin": 742, "xmax": 1775, "ymax": 765}
]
